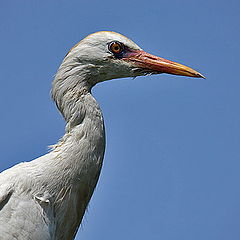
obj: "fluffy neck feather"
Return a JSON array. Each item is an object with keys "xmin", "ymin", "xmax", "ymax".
[
  {"xmin": 50, "ymin": 55, "xmax": 105, "ymax": 174},
  {"xmin": 51, "ymin": 56, "xmax": 97, "ymax": 131},
  {"xmin": 45, "ymin": 56, "xmax": 106, "ymax": 239}
]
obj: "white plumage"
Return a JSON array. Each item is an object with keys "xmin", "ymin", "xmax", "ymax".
[{"xmin": 0, "ymin": 31, "xmax": 204, "ymax": 240}]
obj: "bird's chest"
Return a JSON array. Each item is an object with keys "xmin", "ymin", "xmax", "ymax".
[
  {"xmin": 51, "ymin": 122, "xmax": 105, "ymax": 239},
  {"xmin": 53, "ymin": 182, "xmax": 94, "ymax": 240}
]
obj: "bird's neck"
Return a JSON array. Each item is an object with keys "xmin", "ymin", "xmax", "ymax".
[
  {"xmin": 52, "ymin": 59, "xmax": 99, "ymax": 129},
  {"xmin": 51, "ymin": 61, "xmax": 105, "ymax": 155}
]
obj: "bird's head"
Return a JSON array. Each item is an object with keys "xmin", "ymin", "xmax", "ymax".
[
  {"xmin": 53, "ymin": 31, "xmax": 204, "ymax": 126},
  {"xmin": 61, "ymin": 31, "xmax": 204, "ymax": 87}
]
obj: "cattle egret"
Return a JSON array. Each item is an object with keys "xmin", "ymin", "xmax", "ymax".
[{"xmin": 0, "ymin": 31, "xmax": 204, "ymax": 240}]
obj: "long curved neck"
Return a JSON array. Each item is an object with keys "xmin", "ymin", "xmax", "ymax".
[
  {"xmin": 52, "ymin": 62, "xmax": 93, "ymax": 131},
  {"xmin": 46, "ymin": 61, "xmax": 106, "ymax": 239},
  {"xmin": 51, "ymin": 59, "xmax": 105, "ymax": 158}
]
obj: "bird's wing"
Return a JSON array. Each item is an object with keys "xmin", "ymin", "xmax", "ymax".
[{"xmin": 0, "ymin": 165, "xmax": 55, "ymax": 240}]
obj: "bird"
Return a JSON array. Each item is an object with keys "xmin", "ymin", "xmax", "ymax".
[{"xmin": 0, "ymin": 31, "xmax": 204, "ymax": 240}]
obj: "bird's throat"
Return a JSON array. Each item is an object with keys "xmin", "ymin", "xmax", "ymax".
[{"xmin": 51, "ymin": 59, "xmax": 106, "ymax": 179}]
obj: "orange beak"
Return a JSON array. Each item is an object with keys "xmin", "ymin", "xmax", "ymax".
[{"xmin": 123, "ymin": 50, "xmax": 205, "ymax": 78}]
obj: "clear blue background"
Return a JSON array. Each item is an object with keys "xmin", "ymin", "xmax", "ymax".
[{"xmin": 0, "ymin": 1, "xmax": 240, "ymax": 239}]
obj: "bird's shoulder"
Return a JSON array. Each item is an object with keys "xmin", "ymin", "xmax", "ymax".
[
  {"xmin": 0, "ymin": 153, "xmax": 54, "ymax": 199},
  {"xmin": 0, "ymin": 156, "xmax": 56, "ymax": 240}
]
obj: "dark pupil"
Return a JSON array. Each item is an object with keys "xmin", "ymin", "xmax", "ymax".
[
  {"xmin": 114, "ymin": 45, "xmax": 120, "ymax": 51},
  {"xmin": 108, "ymin": 42, "xmax": 124, "ymax": 57}
]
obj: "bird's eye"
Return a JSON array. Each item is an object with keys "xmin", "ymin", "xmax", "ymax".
[{"xmin": 108, "ymin": 41, "xmax": 124, "ymax": 54}]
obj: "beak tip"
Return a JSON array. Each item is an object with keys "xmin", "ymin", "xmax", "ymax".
[{"xmin": 197, "ymin": 72, "xmax": 206, "ymax": 79}]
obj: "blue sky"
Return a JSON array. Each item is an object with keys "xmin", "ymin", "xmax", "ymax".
[{"xmin": 0, "ymin": 1, "xmax": 240, "ymax": 239}]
